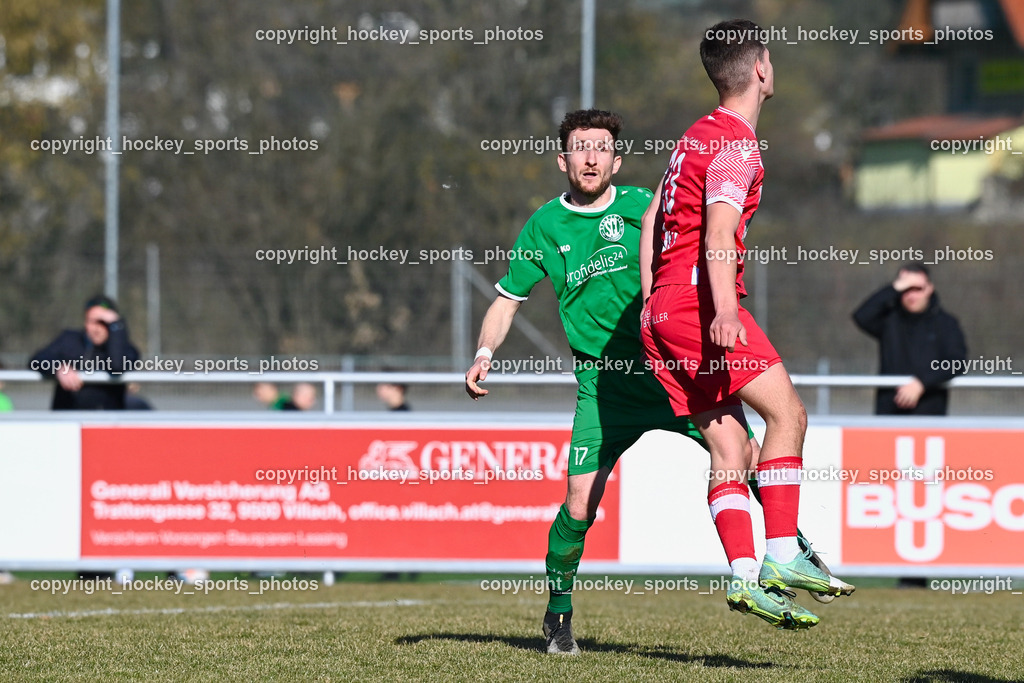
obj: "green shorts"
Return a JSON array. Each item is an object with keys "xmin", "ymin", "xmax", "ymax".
[{"xmin": 568, "ymin": 365, "xmax": 753, "ymax": 475}]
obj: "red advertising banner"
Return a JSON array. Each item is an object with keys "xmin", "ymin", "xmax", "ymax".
[
  {"xmin": 842, "ymin": 428, "xmax": 1024, "ymax": 566},
  {"xmin": 81, "ymin": 427, "xmax": 619, "ymax": 561}
]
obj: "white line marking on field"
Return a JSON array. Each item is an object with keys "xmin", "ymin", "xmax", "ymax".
[{"xmin": 7, "ymin": 599, "xmax": 428, "ymax": 620}]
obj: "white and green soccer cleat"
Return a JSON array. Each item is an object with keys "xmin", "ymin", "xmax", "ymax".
[
  {"xmin": 726, "ymin": 579, "xmax": 820, "ymax": 630},
  {"xmin": 797, "ymin": 536, "xmax": 856, "ymax": 604},
  {"xmin": 759, "ymin": 550, "xmax": 836, "ymax": 595}
]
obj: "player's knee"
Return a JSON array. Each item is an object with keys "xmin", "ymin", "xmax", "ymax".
[
  {"xmin": 564, "ymin": 500, "xmax": 592, "ymax": 522},
  {"xmin": 723, "ymin": 452, "xmax": 750, "ymax": 474},
  {"xmin": 795, "ymin": 401, "xmax": 808, "ymax": 434},
  {"xmin": 779, "ymin": 399, "xmax": 808, "ymax": 437},
  {"xmin": 763, "ymin": 394, "xmax": 806, "ymax": 435},
  {"xmin": 711, "ymin": 441, "xmax": 751, "ymax": 474},
  {"xmin": 565, "ymin": 468, "xmax": 608, "ymax": 521}
]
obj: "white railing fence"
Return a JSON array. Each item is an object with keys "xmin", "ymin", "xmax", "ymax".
[{"xmin": 1, "ymin": 370, "xmax": 1021, "ymax": 414}]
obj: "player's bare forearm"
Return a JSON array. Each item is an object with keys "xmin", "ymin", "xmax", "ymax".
[
  {"xmin": 705, "ymin": 203, "xmax": 741, "ymax": 315},
  {"xmin": 476, "ymin": 295, "xmax": 520, "ymax": 353},
  {"xmin": 705, "ymin": 202, "xmax": 745, "ymax": 351},
  {"xmin": 640, "ymin": 178, "xmax": 665, "ymax": 304},
  {"xmin": 465, "ymin": 295, "xmax": 521, "ymax": 399}
]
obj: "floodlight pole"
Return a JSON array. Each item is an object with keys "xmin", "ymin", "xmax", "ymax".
[
  {"xmin": 104, "ymin": 0, "xmax": 121, "ymax": 299},
  {"xmin": 581, "ymin": 0, "xmax": 595, "ymax": 108}
]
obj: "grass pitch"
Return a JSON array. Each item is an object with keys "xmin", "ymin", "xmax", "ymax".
[{"xmin": 2, "ymin": 576, "xmax": 1021, "ymax": 682}]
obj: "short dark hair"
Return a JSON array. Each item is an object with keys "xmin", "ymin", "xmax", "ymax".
[
  {"xmin": 84, "ymin": 294, "xmax": 118, "ymax": 313},
  {"xmin": 700, "ymin": 19, "xmax": 767, "ymax": 98},
  {"xmin": 558, "ymin": 109, "xmax": 623, "ymax": 152},
  {"xmin": 898, "ymin": 262, "xmax": 931, "ymax": 279},
  {"xmin": 379, "ymin": 367, "xmax": 408, "ymax": 392}
]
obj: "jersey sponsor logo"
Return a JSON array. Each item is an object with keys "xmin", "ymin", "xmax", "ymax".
[
  {"xmin": 598, "ymin": 214, "xmax": 625, "ymax": 242},
  {"xmin": 558, "ymin": 244, "xmax": 571, "ymax": 253},
  {"xmin": 565, "ymin": 245, "xmax": 628, "ymax": 288}
]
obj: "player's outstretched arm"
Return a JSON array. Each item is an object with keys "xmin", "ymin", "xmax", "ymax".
[
  {"xmin": 705, "ymin": 202, "xmax": 746, "ymax": 352},
  {"xmin": 465, "ymin": 295, "xmax": 521, "ymax": 400},
  {"xmin": 640, "ymin": 178, "xmax": 665, "ymax": 304}
]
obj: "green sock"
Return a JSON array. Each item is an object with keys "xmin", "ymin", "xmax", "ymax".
[{"xmin": 545, "ymin": 504, "xmax": 593, "ymax": 614}]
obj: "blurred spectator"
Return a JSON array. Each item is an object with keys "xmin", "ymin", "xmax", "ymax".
[
  {"xmin": 254, "ymin": 382, "xmax": 290, "ymax": 410},
  {"xmin": 855, "ymin": 262, "xmax": 967, "ymax": 590},
  {"xmin": 281, "ymin": 382, "xmax": 317, "ymax": 411},
  {"xmin": 0, "ymin": 361, "xmax": 13, "ymax": 412},
  {"xmin": 30, "ymin": 295, "xmax": 140, "ymax": 410},
  {"xmin": 853, "ymin": 263, "xmax": 967, "ymax": 415},
  {"xmin": 376, "ymin": 381, "xmax": 410, "ymax": 411},
  {"xmin": 124, "ymin": 383, "xmax": 154, "ymax": 410}
]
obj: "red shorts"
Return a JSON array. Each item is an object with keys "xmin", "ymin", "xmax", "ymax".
[{"xmin": 641, "ymin": 284, "xmax": 781, "ymax": 417}]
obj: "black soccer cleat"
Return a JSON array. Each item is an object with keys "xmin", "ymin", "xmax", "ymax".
[{"xmin": 542, "ymin": 609, "xmax": 580, "ymax": 655}]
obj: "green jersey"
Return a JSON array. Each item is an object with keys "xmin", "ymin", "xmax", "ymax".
[{"xmin": 496, "ymin": 185, "xmax": 653, "ymax": 376}]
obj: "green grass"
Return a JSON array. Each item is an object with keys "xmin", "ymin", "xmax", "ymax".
[{"xmin": 1, "ymin": 577, "xmax": 1021, "ymax": 681}]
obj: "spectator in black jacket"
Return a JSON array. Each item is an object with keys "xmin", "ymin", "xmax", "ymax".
[
  {"xmin": 30, "ymin": 295, "xmax": 141, "ymax": 410},
  {"xmin": 376, "ymin": 381, "xmax": 410, "ymax": 411},
  {"xmin": 852, "ymin": 263, "xmax": 967, "ymax": 415}
]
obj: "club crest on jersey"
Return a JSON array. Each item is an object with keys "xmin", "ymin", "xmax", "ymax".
[{"xmin": 599, "ymin": 214, "xmax": 625, "ymax": 242}]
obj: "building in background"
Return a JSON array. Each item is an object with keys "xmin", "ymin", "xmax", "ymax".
[{"xmin": 855, "ymin": 0, "xmax": 1024, "ymax": 210}]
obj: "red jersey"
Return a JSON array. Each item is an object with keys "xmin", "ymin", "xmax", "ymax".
[{"xmin": 652, "ymin": 106, "xmax": 763, "ymax": 296}]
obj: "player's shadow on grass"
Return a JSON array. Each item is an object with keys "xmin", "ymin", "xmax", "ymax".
[
  {"xmin": 902, "ymin": 671, "xmax": 1018, "ymax": 683},
  {"xmin": 395, "ymin": 633, "xmax": 776, "ymax": 668}
]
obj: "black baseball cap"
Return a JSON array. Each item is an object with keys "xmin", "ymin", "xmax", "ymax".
[{"xmin": 84, "ymin": 294, "xmax": 119, "ymax": 313}]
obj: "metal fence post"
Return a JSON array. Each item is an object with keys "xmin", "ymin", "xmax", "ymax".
[
  {"xmin": 816, "ymin": 357, "xmax": 830, "ymax": 415},
  {"xmin": 341, "ymin": 355, "xmax": 355, "ymax": 412}
]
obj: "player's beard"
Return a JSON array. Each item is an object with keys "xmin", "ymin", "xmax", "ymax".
[{"xmin": 569, "ymin": 169, "xmax": 611, "ymax": 203}]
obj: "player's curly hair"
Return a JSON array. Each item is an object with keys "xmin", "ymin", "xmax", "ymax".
[
  {"xmin": 558, "ymin": 109, "xmax": 623, "ymax": 152},
  {"xmin": 700, "ymin": 19, "xmax": 768, "ymax": 98}
]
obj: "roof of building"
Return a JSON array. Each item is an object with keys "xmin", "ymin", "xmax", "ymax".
[{"xmin": 862, "ymin": 114, "xmax": 1023, "ymax": 142}]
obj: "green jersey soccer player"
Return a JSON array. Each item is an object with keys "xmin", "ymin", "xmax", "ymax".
[{"xmin": 464, "ymin": 109, "xmax": 850, "ymax": 654}]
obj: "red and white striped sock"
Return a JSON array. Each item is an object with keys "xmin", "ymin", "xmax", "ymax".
[
  {"xmin": 757, "ymin": 456, "xmax": 803, "ymax": 563},
  {"xmin": 708, "ymin": 481, "xmax": 757, "ymax": 581}
]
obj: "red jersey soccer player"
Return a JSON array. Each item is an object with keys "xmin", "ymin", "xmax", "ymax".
[{"xmin": 640, "ymin": 19, "xmax": 841, "ymax": 629}]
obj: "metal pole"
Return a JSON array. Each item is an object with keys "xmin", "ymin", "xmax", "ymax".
[
  {"xmin": 816, "ymin": 357, "xmax": 831, "ymax": 415},
  {"xmin": 104, "ymin": 0, "xmax": 121, "ymax": 299},
  {"xmin": 753, "ymin": 260, "xmax": 768, "ymax": 333},
  {"xmin": 340, "ymin": 355, "xmax": 354, "ymax": 411},
  {"xmin": 581, "ymin": 0, "xmax": 595, "ymax": 108},
  {"xmin": 324, "ymin": 379, "xmax": 335, "ymax": 415},
  {"xmin": 146, "ymin": 243, "xmax": 160, "ymax": 355},
  {"xmin": 451, "ymin": 257, "xmax": 470, "ymax": 369}
]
